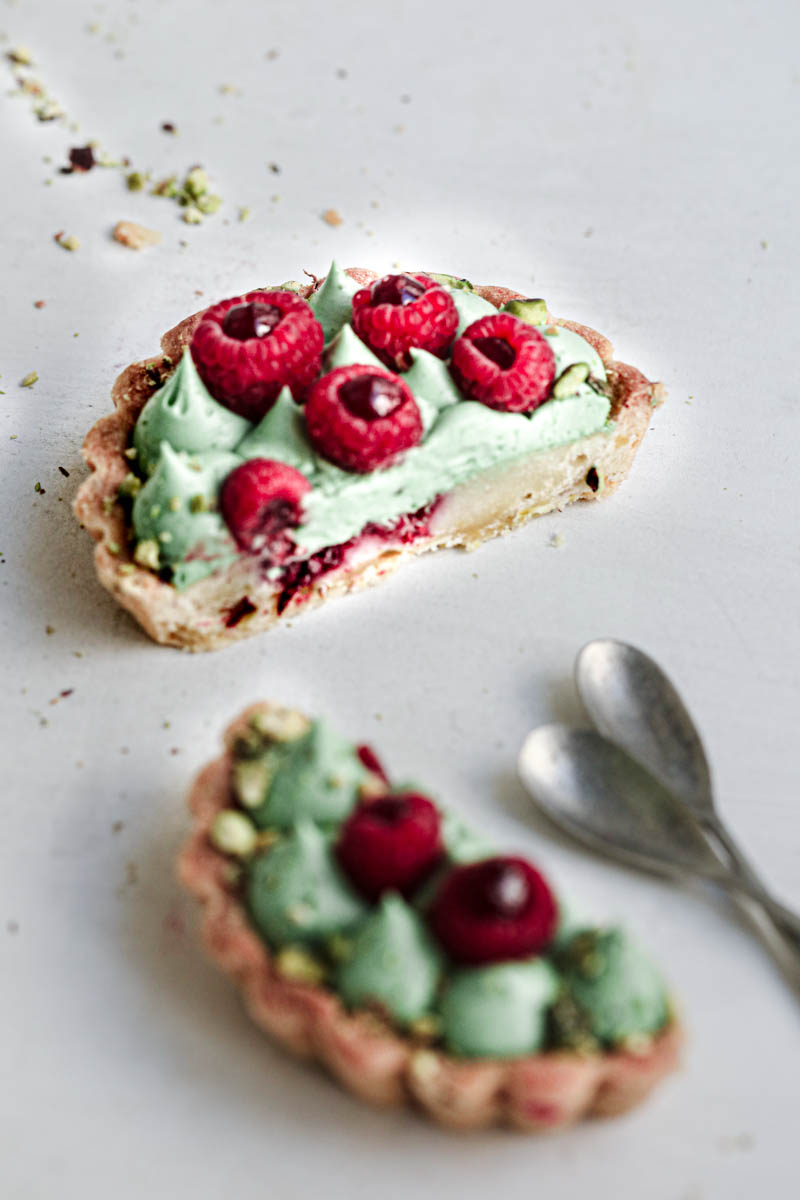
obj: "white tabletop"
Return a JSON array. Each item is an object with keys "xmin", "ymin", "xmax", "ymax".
[{"xmin": 2, "ymin": 0, "xmax": 799, "ymax": 1196}]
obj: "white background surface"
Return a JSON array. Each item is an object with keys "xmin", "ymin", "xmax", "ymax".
[{"xmin": 2, "ymin": 0, "xmax": 799, "ymax": 1196}]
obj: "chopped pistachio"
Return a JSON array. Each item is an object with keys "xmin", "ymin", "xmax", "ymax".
[
  {"xmin": 168, "ymin": 496, "xmax": 181, "ymax": 512},
  {"xmin": 501, "ymin": 297, "xmax": 548, "ymax": 325},
  {"xmin": 152, "ymin": 175, "xmax": 178, "ymax": 197},
  {"xmin": 409, "ymin": 1013, "xmax": 443, "ymax": 1042},
  {"xmin": 117, "ymin": 473, "xmax": 142, "ymax": 499},
  {"xmin": 55, "ymin": 233, "xmax": 80, "ymax": 252},
  {"xmin": 181, "ymin": 205, "xmax": 204, "ymax": 225},
  {"xmin": 188, "ymin": 493, "xmax": 210, "ymax": 513},
  {"xmin": 275, "ymin": 946, "xmax": 328, "ymax": 985},
  {"xmin": 133, "ymin": 539, "xmax": 160, "ymax": 570},
  {"xmin": 107, "ymin": 541, "xmax": 120, "ymax": 555},
  {"xmin": 196, "ymin": 192, "xmax": 221, "ymax": 215},
  {"xmin": 157, "ymin": 530, "xmax": 173, "ymax": 544},
  {"xmin": 233, "ymin": 757, "xmax": 273, "ymax": 808},
  {"xmin": 427, "ymin": 272, "xmax": 474, "ymax": 292},
  {"xmin": 20, "ymin": 371, "xmax": 38, "ymax": 388},
  {"xmin": 102, "ymin": 496, "xmax": 115, "ymax": 514},
  {"xmin": 183, "ymin": 166, "xmax": 209, "ymax": 198},
  {"xmin": 8, "ymin": 46, "xmax": 34, "ymax": 65},
  {"xmin": 552, "ymin": 361, "xmax": 591, "ymax": 398},
  {"xmin": 254, "ymin": 829, "xmax": 281, "ymax": 851},
  {"xmin": 123, "ymin": 446, "xmax": 138, "ymax": 460},
  {"xmin": 238, "ymin": 206, "xmax": 251, "ymax": 223},
  {"xmin": 587, "ymin": 375, "xmax": 612, "ymax": 398},
  {"xmin": 118, "ymin": 563, "xmax": 136, "ymax": 575},
  {"xmin": 209, "ymin": 809, "xmax": 257, "ymax": 858},
  {"xmin": 249, "ymin": 706, "xmax": 310, "ymax": 743},
  {"xmin": 325, "ymin": 933, "xmax": 355, "ymax": 964}
]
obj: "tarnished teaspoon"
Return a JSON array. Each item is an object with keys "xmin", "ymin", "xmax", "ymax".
[
  {"xmin": 575, "ymin": 639, "xmax": 769, "ymax": 888},
  {"xmin": 517, "ymin": 725, "xmax": 800, "ymax": 955}
]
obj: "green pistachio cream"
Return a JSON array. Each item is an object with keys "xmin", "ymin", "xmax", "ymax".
[
  {"xmin": 126, "ymin": 261, "xmax": 613, "ymax": 589},
  {"xmin": 212, "ymin": 711, "xmax": 672, "ymax": 1059}
]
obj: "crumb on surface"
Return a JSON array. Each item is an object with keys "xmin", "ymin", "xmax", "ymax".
[
  {"xmin": 548, "ymin": 532, "xmax": 564, "ymax": 548},
  {"xmin": 112, "ymin": 220, "xmax": 162, "ymax": 249},
  {"xmin": 321, "ymin": 208, "xmax": 343, "ymax": 226},
  {"xmin": 54, "ymin": 232, "xmax": 80, "ymax": 251},
  {"xmin": 21, "ymin": 371, "xmax": 39, "ymax": 388}
]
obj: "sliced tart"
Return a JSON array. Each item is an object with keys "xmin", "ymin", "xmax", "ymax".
[
  {"xmin": 76, "ymin": 265, "xmax": 665, "ymax": 650},
  {"xmin": 178, "ymin": 702, "xmax": 682, "ymax": 1130}
]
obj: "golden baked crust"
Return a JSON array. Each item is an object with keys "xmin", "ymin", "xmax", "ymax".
[
  {"xmin": 75, "ymin": 271, "xmax": 665, "ymax": 651},
  {"xmin": 177, "ymin": 702, "xmax": 682, "ymax": 1131}
]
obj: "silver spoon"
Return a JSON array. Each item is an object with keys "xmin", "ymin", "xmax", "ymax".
[
  {"xmin": 574, "ymin": 637, "xmax": 800, "ymax": 980},
  {"xmin": 517, "ymin": 725, "xmax": 800, "ymax": 954},
  {"xmin": 575, "ymin": 639, "xmax": 765, "ymax": 883}
]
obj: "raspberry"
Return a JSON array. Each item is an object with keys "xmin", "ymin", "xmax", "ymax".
[
  {"xmin": 428, "ymin": 856, "xmax": 558, "ymax": 965},
  {"xmin": 305, "ymin": 364, "xmax": 422, "ymax": 473},
  {"xmin": 336, "ymin": 792, "xmax": 443, "ymax": 901},
  {"xmin": 449, "ymin": 313, "xmax": 556, "ymax": 413},
  {"xmin": 190, "ymin": 291, "xmax": 323, "ymax": 420},
  {"xmin": 219, "ymin": 458, "xmax": 311, "ymax": 559},
  {"xmin": 351, "ymin": 273, "xmax": 458, "ymax": 370}
]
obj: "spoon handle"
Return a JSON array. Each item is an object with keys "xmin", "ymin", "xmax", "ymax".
[{"xmin": 699, "ymin": 859, "xmax": 800, "ymax": 945}]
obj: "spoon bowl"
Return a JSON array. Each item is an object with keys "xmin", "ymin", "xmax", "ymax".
[{"xmin": 575, "ymin": 639, "xmax": 713, "ymax": 816}]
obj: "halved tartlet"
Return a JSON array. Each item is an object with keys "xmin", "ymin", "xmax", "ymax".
[
  {"xmin": 75, "ymin": 266, "xmax": 665, "ymax": 651},
  {"xmin": 178, "ymin": 702, "xmax": 682, "ymax": 1131}
]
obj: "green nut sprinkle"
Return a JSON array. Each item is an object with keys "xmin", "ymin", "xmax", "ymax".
[
  {"xmin": 552, "ymin": 361, "xmax": 591, "ymax": 398},
  {"xmin": 126, "ymin": 171, "xmax": 145, "ymax": 192},
  {"xmin": 117, "ymin": 473, "xmax": 142, "ymax": 499},
  {"xmin": 196, "ymin": 193, "xmax": 221, "ymax": 215},
  {"xmin": 427, "ymin": 272, "xmax": 474, "ymax": 292},
  {"xmin": 275, "ymin": 946, "xmax": 328, "ymax": 985},
  {"xmin": 233, "ymin": 757, "xmax": 272, "ymax": 808},
  {"xmin": 501, "ymin": 297, "xmax": 548, "ymax": 325},
  {"xmin": 249, "ymin": 707, "xmax": 310, "ymax": 743},
  {"xmin": 188, "ymin": 493, "xmax": 210, "ymax": 513},
  {"xmin": 133, "ymin": 538, "xmax": 160, "ymax": 570},
  {"xmin": 210, "ymin": 809, "xmax": 257, "ymax": 858}
]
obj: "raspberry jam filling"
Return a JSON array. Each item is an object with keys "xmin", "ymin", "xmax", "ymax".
[
  {"xmin": 205, "ymin": 707, "xmax": 672, "ymax": 1059},
  {"xmin": 127, "ymin": 263, "xmax": 613, "ymax": 593},
  {"xmin": 274, "ymin": 499, "xmax": 438, "ymax": 615}
]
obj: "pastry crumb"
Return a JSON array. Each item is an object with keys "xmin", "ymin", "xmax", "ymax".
[
  {"xmin": 112, "ymin": 220, "xmax": 163, "ymax": 249},
  {"xmin": 548, "ymin": 532, "xmax": 564, "ymax": 548},
  {"xmin": 321, "ymin": 208, "xmax": 343, "ymax": 227},
  {"xmin": 54, "ymin": 231, "xmax": 80, "ymax": 251}
]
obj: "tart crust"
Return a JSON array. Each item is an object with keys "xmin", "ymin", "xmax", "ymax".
[
  {"xmin": 75, "ymin": 270, "xmax": 665, "ymax": 651},
  {"xmin": 177, "ymin": 703, "xmax": 682, "ymax": 1131}
]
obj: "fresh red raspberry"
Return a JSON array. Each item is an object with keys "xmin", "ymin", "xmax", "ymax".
[
  {"xmin": 305, "ymin": 364, "xmax": 422, "ymax": 473},
  {"xmin": 190, "ymin": 291, "xmax": 323, "ymax": 420},
  {"xmin": 336, "ymin": 792, "xmax": 443, "ymax": 901},
  {"xmin": 449, "ymin": 313, "xmax": 556, "ymax": 413},
  {"xmin": 351, "ymin": 273, "xmax": 458, "ymax": 370},
  {"xmin": 428, "ymin": 856, "xmax": 558, "ymax": 965},
  {"xmin": 219, "ymin": 458, "xmax": 311, "ymax": 559}
]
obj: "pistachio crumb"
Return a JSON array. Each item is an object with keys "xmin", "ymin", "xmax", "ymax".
[
  {"xmin": 20, "ymin": 371, "xmax": 39, "ymax": 388},
  {"xmin": 54, "ymin": 232, "xmax": 80, "ymax": 251},
  {"xmin": 275, "ymin": 946, "xmax": 327, "ymax": 985},
  {"xmin": 210, "ymin": 809, "xmax": 257, "ymax": 858},
  {"xmin": 133, "ymin": 539, "xmax": 160, "ymax": 570}
]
